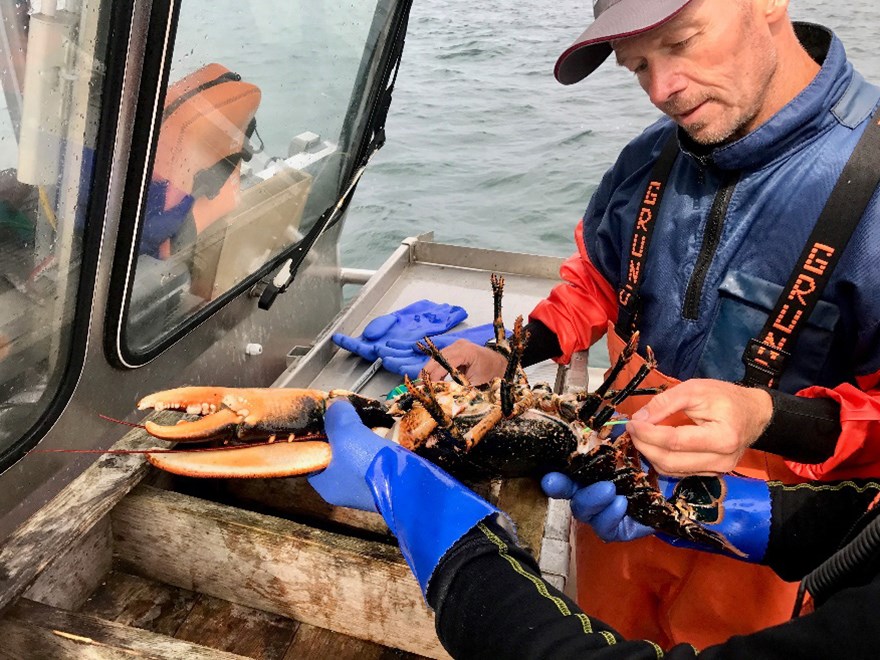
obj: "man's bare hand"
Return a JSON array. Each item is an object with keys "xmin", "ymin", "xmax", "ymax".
[
  {"xmin": 421, "ymin": 339, "xmax": 508, "ymax": 385},
  {"xmin": 625, "ymin": 379, "xmax": 773, "ymax": 477}
]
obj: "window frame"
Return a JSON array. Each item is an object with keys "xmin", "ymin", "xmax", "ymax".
[{"xmin": 0, "ymin": 0, "xmax": 136, "ymax": 470}]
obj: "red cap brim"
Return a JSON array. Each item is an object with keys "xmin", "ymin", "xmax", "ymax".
[{"xmin": 555, "ymin": 0, "xmax": 693, "ymax": 85}]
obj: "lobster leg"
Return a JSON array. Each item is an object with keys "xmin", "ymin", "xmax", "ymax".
[
  {"xmin": 595, "ymin": 331, "xmax": 640, "ymax": 399},
  {"xmin": 406, "ymin": 374, "xmax": 464, "ymax": 440},
  {"xmin": 464, "ymin": 387, "xmax": 535, "ymax": 449},
  {"xmin": 491, "ymin": 273, "xmax": 510, "ymax": 353},
  {"xmin": 417, "ymin": 337, "xmax": 470, "ymax": 387},
  {"xmin": 577, "ymin": 332, "xmax": 641, "ymax": 423},
  {"xmin": 589, "ymin": 347, "xmax": 658, "ymax": 429},
  {"xmin": 502, "ymin": 316, "xmax": 527, "ymax": 386}
]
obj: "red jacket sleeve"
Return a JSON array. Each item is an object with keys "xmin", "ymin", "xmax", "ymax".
[
  {"xmin": 786, "ymin": 371, "xmax": 880, "ymax": 480},
  {"xmin": 529, "ymin": 221, "xmax": 618, "ymax": 364}
]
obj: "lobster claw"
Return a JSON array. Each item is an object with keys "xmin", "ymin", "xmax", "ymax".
[
  {"xmin": 137, "ymin": 386, "xmax": 330, "ymax": 441},
  {"xmin": 137, "ymin": 386, "xmax": 334, "ymax": 479},
  {"xmin": 145, "ymin": 441, "xmax": 332, "ymax": 479}
]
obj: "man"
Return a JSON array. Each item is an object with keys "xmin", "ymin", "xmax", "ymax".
[{"xmin": 423, "ymin": 0, "xmax": 880, "ymax": 648}]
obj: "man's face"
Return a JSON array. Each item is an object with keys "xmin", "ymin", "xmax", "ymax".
[{"xmin": 613, "ymin": 0, "xmax": 779, "ymax": 145}]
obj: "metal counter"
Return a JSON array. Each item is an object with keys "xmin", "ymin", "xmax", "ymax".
[{"xmin": 274, "ymin": 234, "xmax": 570, "ymax": 395}]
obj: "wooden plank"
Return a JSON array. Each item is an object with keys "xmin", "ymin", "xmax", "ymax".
[
  {"xmin": 175, "ymin": 594, "xmax": 298, "ymax": 659},
  {"xmin": 24, "ymin": 515, "xmax": 113, "ymax": 610},
  {"xmin": 112, "ymin": 486, "xmax": 449, "ymax": 659},
  {"xmin": 79, "ymin": 570, "xmax": 198, "ymax": 637},
  {"xmin": 0, "ymin": 598, "xmax": 248, "ymax": 659},
  {"xmin": 181, "ymin": 477, "xmax": 391, "ymax": 536},
  {"xmin": 284, "ymin": 622, "xmax": 427, "ymax": 660},
  {"xmin": 0, "ymin": 411, "xmax": 181, "ymax": 612}
]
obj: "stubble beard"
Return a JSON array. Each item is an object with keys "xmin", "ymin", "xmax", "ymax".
[{"xmin": 683, "ymin": 101, "xmax": 762, "ymax": 146}]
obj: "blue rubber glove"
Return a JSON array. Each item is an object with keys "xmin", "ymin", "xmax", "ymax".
[
  {"xmin": 379, "ymin": 322, "xmax": 500, "ymax": 378},
  {"xmin": 308, "ymin": 400, "xmax": 505, "ymax": 594},
  {"xmin": 307, "ymin": 400, "xmax": 390, "ymax": 511},
  {"xmin": 542, "ymin": 475, "xmax": 652, "ymax": 542},
  {"xmin": 331, "ymin": 300, "xmax": 468, "ymax": 362},
  {"xmin": 541, "ymin": 471, "xmax": 771, "ymax": 561}
]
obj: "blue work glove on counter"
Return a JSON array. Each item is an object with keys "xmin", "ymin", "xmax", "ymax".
[
  {"xmin": 380, "ymin": 322, "xmax": 500, "ymax": 378},
  {"xmin": 331, "ymin": 300, "xmax": 468, "ymax": 362},
  {"xmin": 541, "ymin": 470, "xmax": 771, "ymax": 562},
  {"xmin": 308, "ymin": 400, "xmax": 505, "ymax": 593}
]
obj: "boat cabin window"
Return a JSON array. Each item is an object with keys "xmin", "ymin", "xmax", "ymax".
[
  {"xmin": 123, "ymin": 0, "xmax": 396, "ymax": 354},
  {"xmin": 0, "ymin": 0, "xmax": 110, "ymax": 462}
]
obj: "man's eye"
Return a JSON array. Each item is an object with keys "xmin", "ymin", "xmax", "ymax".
[{"xmin": 672, "ymin": 36, "xmax": 694, "ymax": 50}]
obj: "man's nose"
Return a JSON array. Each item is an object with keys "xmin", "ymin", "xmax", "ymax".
[{"xmin": 644, "ymin": 62, "xmax": 687, "ymax": 107}]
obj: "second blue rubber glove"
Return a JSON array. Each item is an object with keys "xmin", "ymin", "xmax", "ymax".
[
  {"xmin": 308, "ymin": 400, "xmax": 505, "ymax": 594},
  {"xmin": 541, "ymin": 474, "xmax": 653, "ymax": 541},
  {"xmin": 542, "ymin": 470, "xmax": 771, "ymax": 562},
  {"xmin": 331, "ymin": 300, "xmax": 468, "ymax": 362}
]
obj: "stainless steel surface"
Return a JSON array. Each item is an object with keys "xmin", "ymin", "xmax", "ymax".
[
  {"xmin": 339, "ymin": 267, "xmax": 376, "ymax": 285},
  {"xmin": 274, "ymin": 236, "xmax": 566, "ymax": 398},
  {"xmin": 349, "ymin": 357, "xmax": 384, "ymax": 393}
]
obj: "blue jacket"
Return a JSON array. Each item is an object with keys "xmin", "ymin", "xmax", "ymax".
[{"xmin": 531, "ymin": 23, "xmax": 880, "ymax": 479}]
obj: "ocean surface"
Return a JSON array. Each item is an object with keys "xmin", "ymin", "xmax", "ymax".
[{"xmin": 341, "ymin": 0, "xmax": 880, "ymax": 267}]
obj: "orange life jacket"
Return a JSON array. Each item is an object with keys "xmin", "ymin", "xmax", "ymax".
[{"xmin": 152, "ymin": 63, "xmax": 261, "ymax": 255}]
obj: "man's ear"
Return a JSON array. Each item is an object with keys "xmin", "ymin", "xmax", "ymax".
[{"xmin": 762, "ymin": 0, "xmax": 790, "ymax": 24}]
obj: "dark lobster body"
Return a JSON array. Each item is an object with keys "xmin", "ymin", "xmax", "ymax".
[{"xmin": 401, "ymin": 406, "xmax": 579, "ymax": 480}]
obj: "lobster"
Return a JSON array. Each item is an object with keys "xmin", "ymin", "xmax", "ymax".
[{"xmin": 137, "ymin": 275, "xmax": 745, "ymax": 557}]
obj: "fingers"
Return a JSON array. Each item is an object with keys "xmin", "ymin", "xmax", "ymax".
[
  {"xmin": 629, "ymin": 420, "xmax": 741, "ymax": 476},
  {"xmin": 541, "ymin": 472, "xmax": 579, "ymax": 499},
  {"xmin": 323, "ymin": 400, "xmax": 361, "ymax": 439},
  {"xmin": 331, "ymin": 333, "xmax": 374, "ymax": 359},
  {"xmin": 630, "ymin": 381, "xmax": 705, "ymax": 424},
  {"xmin": 589, "ymin": 497, "xmax": 630, "ymax": 540},
  {"xmin": 422, "ymin": 357, "xmax": 455, "ymax": 382},
  {"xmin": 627, "ymin": 419, "xmax": 741, "ymax": 455},
  {"xmin": 616, "ymin": 517, "xmax": 655, "ymax": 542},
  {"xmin": 361, "ymin": 313, "xmax": 397, "ymax": 341},
  {"xmin": 420, "ymin": 339, "xmax": 473, "ymax": 381},
  {"xmin": 382, "ymin": 355, "xmax": 426, "ymax": 379},
  {"xmin": 420, "ymin": 339, "xmax": 509, "ymax": 385},
  {"xmin": 544, "ymin": 479, "xmax": 654, "ymax": 543},
  {"xmin": 570, "ymin": 481, "xmax": 617, "ymax": 518}
]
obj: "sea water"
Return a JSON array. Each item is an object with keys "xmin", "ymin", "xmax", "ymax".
[{"xmin": 343, "ymin": 0, "xmax": 880, "ymax": 266}]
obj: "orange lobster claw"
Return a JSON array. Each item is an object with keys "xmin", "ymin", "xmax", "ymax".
[
  {"xmin": 146, "ymin": 441, "xmax": 332, "ymax": 479},
  {"xmin": 138, "ymin": 386, "xmax": 330, "ymax": 441}
]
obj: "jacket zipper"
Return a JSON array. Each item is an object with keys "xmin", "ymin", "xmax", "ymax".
[{"xmin": 682, "ymin": 172, "xmax": 739, "ymax": 319}]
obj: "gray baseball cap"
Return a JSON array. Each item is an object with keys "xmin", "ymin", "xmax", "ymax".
[{"xmin": 555, "ymin": 0, "xmax": 694, "ymax": 85}]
